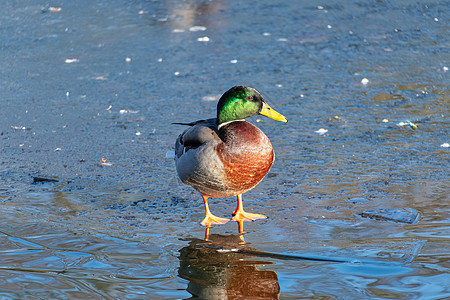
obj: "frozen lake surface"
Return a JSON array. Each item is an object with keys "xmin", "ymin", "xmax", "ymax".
[{"xmin": 0, "ymin": 0, "xmax": 449, "ymax": 298}]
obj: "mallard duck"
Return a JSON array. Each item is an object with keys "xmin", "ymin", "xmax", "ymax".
[{"xmin": 174, "ymin": 86, "xmax": 287, "ymax": 227}]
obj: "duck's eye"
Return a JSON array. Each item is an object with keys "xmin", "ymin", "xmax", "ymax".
[{"xmin": 246, "ymin": 96, "xmax": 254, "ymax": 101}]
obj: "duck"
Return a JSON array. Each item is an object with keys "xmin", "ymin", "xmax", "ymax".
[{"xmin": 174, "ymin": 86, "xmax": 287, "ymax": 227}]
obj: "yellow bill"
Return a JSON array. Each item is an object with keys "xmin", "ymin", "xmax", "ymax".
[{"xmin": 260, "ymin": 102, "xmax": 287, "ymax": 122}]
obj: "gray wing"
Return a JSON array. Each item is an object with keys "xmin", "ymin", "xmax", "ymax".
[{"xmin": 174, "ymin": 118, "xmax": 219, "ymax": 159}]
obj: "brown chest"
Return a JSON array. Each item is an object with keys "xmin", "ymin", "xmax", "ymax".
[{"xmin": 217, "ymin": 121, "xmax": 274, "ymax": 192}]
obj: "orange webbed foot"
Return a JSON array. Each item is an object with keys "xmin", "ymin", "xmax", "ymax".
[
  {"xmin": 232, "ymin": 210, "xmax": 267, "ymax": 222},
  {"xmin": 200, "ymin": 195, "xmax": 230, "ymax": 227},
  {"xmin": 232, "ymin": 194, "xmax": 268, "ymax": 222},
  {"xmin": 201, "ymin": 214, "xmax": 230, "ymax": 227}
]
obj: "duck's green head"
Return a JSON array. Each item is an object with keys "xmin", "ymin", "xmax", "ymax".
[{"xmin": 217, "ymin": 86, "xmax": 287, "ymax": 125}]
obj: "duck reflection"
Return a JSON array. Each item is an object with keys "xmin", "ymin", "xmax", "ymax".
[{"xmin": 178, "ymin": 230, "xmax": 280, "ymax": 299}]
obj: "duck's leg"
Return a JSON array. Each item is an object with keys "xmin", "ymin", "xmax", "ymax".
[
  {"xmin": 232, "ymin": 194, "xmax": 267, "ymax": 222},
  {"xmin": 200, "ymin": 195, "xmax": 230, "ymax": 227}
]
